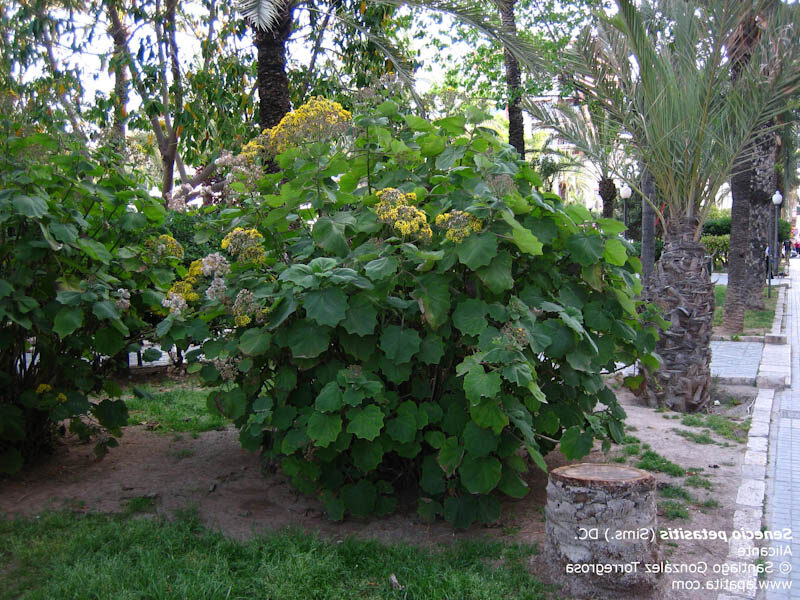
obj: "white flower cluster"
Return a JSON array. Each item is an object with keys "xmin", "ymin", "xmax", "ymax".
[
  {"xmin": 205, "ymin": 276, "xmax": 227, "ymax": 302},
  {"xmin": 114, "ymin": 288, "xmax": 131, "ymax": 311},
  {"xmin": 213, "ymin": 357, "xmax": 238, "ymax": 382},
  {"xmin": 162, "ymin": 291, "xmax": 187, "ymax": 315},
  {"xmin": 233, "ymin": 289, "xmax": 262, "ymax": 326},
  {"xmin": 167, "ymin": 182, "xmax": 222, "ymax": 212},
  {"xmin": 216, "ymin": 150, "xmax": 263, "ymax": 189},
  {"xmin": 201, "ymin": 252, "xmax": 230, "ymax": 278},
  {"xmin": 166, "ymin": 183, "xmax": 193, "ymax": 212}
]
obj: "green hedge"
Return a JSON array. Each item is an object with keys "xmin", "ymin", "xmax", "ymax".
[
  {"xmin": 702, "ymin": 216, "xmax": 731, "ymax": 236},
  {"xmin": 702, "ymin": 215, "xmax": 791, "ymax": 242}
]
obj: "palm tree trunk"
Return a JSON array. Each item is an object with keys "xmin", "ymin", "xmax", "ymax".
[
  {"xmin": 744, "ymin": 157, "xmax": 776, "ymax": 309},
  {"xmin": 647, "ymin": 217, "xmax": 714, "ymax": 412},
  {"xmin": 640, "ymin": 168, "xmax": 657, "ymax": 296},
  {"xmin": 107, "ymin": 1, "xmax": 129, "ymax": 140},
  {"xmin": 255, "ymin": 3, "xmax": 293, "ymax": 131},
  {"xmin": 723, "ymin": 126, "xmax": 777, "ymax": 326},
  {"xmin": 722, "ymin": 166, "xmax": 750, "ymax": 331},
  {"xmin": 598, "ymin": 176, "xmax": 616, "ymax": 219},
  {"xmin": 499, "ymin": 0, "xmax": 524, "ymax": 159},
  {"xmin": 724, "ymin": 12, "xmax": 777, "ymax": 321}
]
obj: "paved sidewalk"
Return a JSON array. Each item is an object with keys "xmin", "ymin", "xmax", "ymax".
[
  {"xmin": 713, "ymin": 273, "xmax": 729, "ymax": 286},
  {"xmin": 711, "ymin": 341, "xmax": 765, "ymax": 383},
  {"xmin": 762, "ymin": 263, "xmax": 800, "ymax": 599}
]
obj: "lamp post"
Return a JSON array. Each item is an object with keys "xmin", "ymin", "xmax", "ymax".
[
  {"xmin": 620, "ymin": 183, "xmax": 632, "ymax": 228},
  {"xmin": 769, "ymin": 190, "xmax": 783, "ymax": 298}
]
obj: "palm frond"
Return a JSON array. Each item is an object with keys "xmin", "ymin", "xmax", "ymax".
[
  {"xmin": 555, "ymin": 0, "xmax": 800, "ymax": 232},
  {"xmin": 238, "ymin": 0, "xmax": 291, "ymax": 31},
  {"xmin": 524, "ymin": 97, "xmax": 622, "ymax": 180},
  {"xmin": 376, "ymin": 0, "xmax": 548, "ymax": 77},
  {"xmin": 300, "ymin": 4, "xmax": 424, "ymax": 113}
]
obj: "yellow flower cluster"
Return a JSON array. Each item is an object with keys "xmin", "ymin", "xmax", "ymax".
[
  {"xmin": 265, "ymin": 97, "xmax": 351, "ymax": 155},
  {"xmin": 434, "ymin": 210, "xmax": 483, "ymax": 244},
  {"xmin": 168, "ymin": 280, "xmax": 200, "ymax": 303},
  {"xmin": 374, "ymin": 188, "xmax": 432, "ymax": 242},
  {"xmin": 187, "ymin": 258, "xmax": 204, "ymax": 279},
  {"xmin": 240, "ymin": 138, "xmax": 266, "ymax": 159},
  {"xmin": 221, "ymin": 227, "xmax": 266, "ymax": 263},
  {"xmin": 144, "ymin": 234, "xmax": 184, "ymax": 263},
  {"xmin": 168, "ymin": 259, "xmax": 204, "ymax": 303},
  {"xmin": 34, "ymin": 384, "xmax": 67, "ymax": 403}
]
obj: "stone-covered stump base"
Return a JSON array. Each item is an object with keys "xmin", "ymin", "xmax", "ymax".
[{"xmin": 545, "ymin": 463, "xmax": 663, "ymax": 599}]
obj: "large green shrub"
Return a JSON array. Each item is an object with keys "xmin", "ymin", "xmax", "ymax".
[
  {"xmin": 702, "ymin": 216, "xmax": 731, "ymax": 236},
  {"xmin": 168, "ymin": 101, "xmax": 661, "ymax": 527},
  {"xmin": 0, "ymin": 126, "xmax": 170, "ymax": 473},
  {"xmin": 701, "ymin": 234, "xmax": 730, "ymax": 270}
]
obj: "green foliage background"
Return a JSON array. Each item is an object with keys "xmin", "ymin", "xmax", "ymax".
[{"xmin": 0, "ymin": 123, "xmax": 172, "ymax": 473}]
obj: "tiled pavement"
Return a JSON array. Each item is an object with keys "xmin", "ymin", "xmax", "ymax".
[
  {"xmin": 711, "ymin": 341, "xmax": 765, "ymax": 383},
  {"xmin": 762, "ymin": 263, "xmax": 800, "ymax": 599}
]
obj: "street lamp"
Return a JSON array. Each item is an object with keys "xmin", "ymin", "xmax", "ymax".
[
  {"xmin": 620, "ymin": 183, "xmax": 632, "ymax": 228},
  {"xmin": 769, "ymin": 190, "xmax": 783, "ymax": 298}
]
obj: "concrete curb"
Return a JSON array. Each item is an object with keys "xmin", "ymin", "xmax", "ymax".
[
  {"xmin": 765, "ymin": 285, "xmax": 788, "ymax": 345},
  {"xmin": 716, "ymin": 278, "xmax": 793, "ymax": 599},
  {"xmin": 713, "ymin": 289, "xmax": 787, "ymax": 344},
  {"xmin": 756, "ymin": 287, "xmax": 791, "ymax": 389},
  {"xmin": 716, "ymin": 388, "xmax": 775, "ymax": 600}
]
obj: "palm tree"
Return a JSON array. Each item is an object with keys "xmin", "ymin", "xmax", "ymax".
[
  {"xmin": 246, "ymin": 0, "xmax": 295, "ymax": 131},
  {"xmin": 241, "ymin": 0, "xmax": 399, "ymax": 130},
  {"xmin": 557, "ymin": 0, "xmax": 800, "ymax": 411},
  {"xmin": 525, "ymin": 95, "xmax": 623, "ymax": 219},
  {"xmin": 723, "ymin": 8, "xmax": 779, "ymax": 332},
  {"xmin": 498, "ymin": 0, "xmax": 524, "ymax": 157}
]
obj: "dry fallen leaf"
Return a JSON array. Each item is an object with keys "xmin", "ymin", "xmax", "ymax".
[{"xmin": 388, "ymin": 574, "xmax": 403, "ymax": 590}]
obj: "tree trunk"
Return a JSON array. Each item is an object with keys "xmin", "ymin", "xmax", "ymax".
[
  {"xmin": 499, "ymin": 0, "xmax": 524, "ymax": 159},
  {"xmin": 722, "ymin": 165, "xmax": 751, "ymax": 331},
  {"xmin": 647, "ymin": 217, "xmax": 714, "ymax": 412},
  {"xmin": 724, "ymin": 12, "xmax": 777, "ymax": 320},
  {"xmin": 640, "ymin": 168, "xmax": 657, "ymax": 297},
  {"xmin": 744, "ymin": 166, "xmax": 775, "ymax": 309},
  {"xmin": 598, "ymin": 176, "xmax": 616, "ymax": 220},
  {"xmin": 724, "ymin": 128, "xmax": 776, "ymax": 321},
  {"xmin": 255, "ymin": 4, "xmax": 294, "ymax": 132},
  {"xmin": 107, "ymin": 1, "xmax": 129, "ymax": 140}
]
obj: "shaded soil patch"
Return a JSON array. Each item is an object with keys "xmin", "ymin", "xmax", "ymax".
[{"xmin": 0, "ymin": 387, "xmax": 748, "ymax": 599}]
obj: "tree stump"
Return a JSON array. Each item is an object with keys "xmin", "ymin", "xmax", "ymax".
[{"xmin": 545, "ymin": 463, "xmax": 663, "ymax": 599}]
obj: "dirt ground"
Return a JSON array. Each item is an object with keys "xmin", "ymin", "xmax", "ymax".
[{"xmin": 0, "ymin": 384, "xmax": 755, "ymax": 600}]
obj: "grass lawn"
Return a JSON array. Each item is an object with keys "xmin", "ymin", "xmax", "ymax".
[
  {"xmin": 122, "ymin": 381, "xmax": 228, "ymax": 433},
  {"xmin": 0, "ymin": 510, "xmax": 552, "ymax": 600},
  {"xmin": 712, "ymin": 285, "xmax": 777, "ymax": 331}
]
